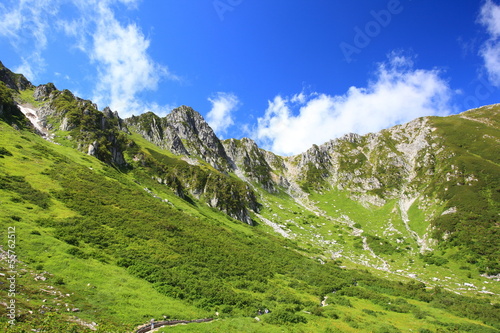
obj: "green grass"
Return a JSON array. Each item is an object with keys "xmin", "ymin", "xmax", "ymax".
[
  {"xmin": 407, "ymin": 198, "xmax": 431, "ymax": 237},
  {"xmin": 16, "ymin": 88, "xmax": 42, "ymax": 107}
]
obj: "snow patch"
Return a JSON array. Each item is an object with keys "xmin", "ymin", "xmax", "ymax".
[{"xmin": 18, "ymin": 105, "xmax": 53, "ymax": 141}]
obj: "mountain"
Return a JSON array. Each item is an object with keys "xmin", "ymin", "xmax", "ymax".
[
  {"xmin": 1, "ymin": 62, "xmax": 499, "ymax": 332},
  {"xmin": 126, "ymin": 95, "xmax": 500, "ymax": 276}
]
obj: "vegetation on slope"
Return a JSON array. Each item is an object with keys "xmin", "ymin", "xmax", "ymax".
[
  {"xmin": 1, "ymin": 118, "xmax": 499, "ymax": 332},
  {"xmin": 0, "ymin": 64, "xmax": 499, "ymax": 332},
  {"xmin": 427, "ymin": 109, "xmax": 500, "ymax": 275},
  {"xmin": 0, "ymin": 82, "xmax": 28, "ymax": 127}
]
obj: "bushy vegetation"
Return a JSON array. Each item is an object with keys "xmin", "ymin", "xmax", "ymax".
[
  {"xmin": 0, "ymin": 173, "xmax": 51, "ymax": 208},
  {"xmin": 0, "ymin": 82, "xmax": 27, "ymax": 126},
  {"xmin": 428, "ymin": 112, "xmax": 500, "ymax": 275},
  {"xmin": 264, "ymin": 307, "xmax": 307, "ymax": 325},
  {"xmin": 0, "ymin": 62, "xmax": 499, "ymax": 331},
  {"xmin": 0, "ymin": 146, "xmax": 13, "ymax": 157},
  {"xmin": 366, "ymin": 234, "xmax": 401, "ymax": 255},
  {"xmin": 131, "ymin": 147, "xmax": 260, "ymax": 221},
  {"xmin": 48, "ymin": 89, "xmax": 128, "ymax": 165}
]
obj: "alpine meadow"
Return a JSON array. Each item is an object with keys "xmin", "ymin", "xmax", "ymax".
[{"xmin": 0, "ymin": 59, "xmax": 499, "ymax": 333}]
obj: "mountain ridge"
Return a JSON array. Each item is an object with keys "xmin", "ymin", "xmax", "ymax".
[
  {"xmin": 1, "ymin": 62, "xmax": 499, "ymax": 332},
  {"xmin": 1, "ymin": 62, "xmax": 498, "ymax": 271}
]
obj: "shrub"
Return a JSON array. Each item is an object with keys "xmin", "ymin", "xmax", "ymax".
[
  {"xmin": 0, "ymin": 146, "xmax": 13, "ymax": 157},
  {"xmin": 265, "ymin": 308, "xmax": 308, "ymax": 325},
  {"xmin": 53, "ymin": 277, "xmax": 65, "ymax": 285}
]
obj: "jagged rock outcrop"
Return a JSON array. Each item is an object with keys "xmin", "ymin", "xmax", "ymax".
[
  {"xmin": 32, "ymin": 89, "xmax": 129, "ymax": 166},
  {"xmin": 126, "ymin": 111, "xmax": 190, "ymax": 156},
  {"xmin": 34, "ymin": 83, "xmax": 57, "ymax": 101},
  {"xmin": 167, "ymin": 106, "xmax": 230, "ymax": 168},
  {"xmin": 222, "ymin": 138, "xmax": 278, "ymax": 192},
  {"xmin": 274, "ymin": 118, "xmax": 436, "ymax": 204},
  {"xmin": 0, "ymin": 64, "xmax": 129, "ymax": 166},
  {"xmin": 126, "ymin": 106, "xmax": 232, "ymax": 170},
  {"xmin": 0, "ymin": 61, "xmax": 33, "ymax": 91}
]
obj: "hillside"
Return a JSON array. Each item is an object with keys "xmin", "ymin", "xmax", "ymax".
[{"xmin": 0, "ymin": 62, "xmax": 499, "ymax": 332}]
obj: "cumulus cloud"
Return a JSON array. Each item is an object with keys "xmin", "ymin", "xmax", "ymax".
[
  {"xmin": 206, "ymin": 92, "xmax": 240, "ymax": 137},
  {"xmin": 89, "ymin": 3, "xmax": 177, "ymax": 117},
  {"xmin": 255, "ymin": 55, "xmax": 452, "ymax": 156},
  {"xmin": 0, "ymin": 0, "xmax": 176, "ymax": 116},
  {"xmin": 478, "ymin": 0, "xmax": 500, "ymax": 86}
]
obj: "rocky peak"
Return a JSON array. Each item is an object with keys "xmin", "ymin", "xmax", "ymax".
[
  {"xmin": 0, "ymin": 61, "xmax": 33, "ymax": 91},
  {"xmin": 295, "ymin": 144, "xmax": 333, "ymax": 169},
  {"xmin": 165, "ymin": 106, "xmax": 230, "ymax": 170},
  {"xmin": 102, "ymin": 106, "xmax": 128, "ymax": 134},
  {"xmin": 125, "ymin": 111, "xmax": 189, "ymax": 156},
  {"xmin": 127, "ymin": 106, "xmax": 232, "ymax": 171},
  {"xmin": 166, "ymin": 105, "xmax": 205, "ymax": 136},
  {"xmin": 34, "ymin": 83, "xmax": 57, "ymax": 101}
]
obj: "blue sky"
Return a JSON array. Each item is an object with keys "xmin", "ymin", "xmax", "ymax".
[{"xmin": 1, "ymin": 0, "xmax": 500, "ymax": 155}]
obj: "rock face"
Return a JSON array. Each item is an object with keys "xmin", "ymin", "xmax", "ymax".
[
  {"xmin": 0, "ymin": 61, "xmax": 33, "ymax": 91},
  {"xmin": 222, "ymin": 138, "xmax": 278, "ymax": 192},
  {"xmin": 0, "ymin": 64, "xmax": 129, "ymax": 167},
  {"xmin": 126, "ymin": 107, "xmax": 269, "ymax": 225},
  {"xmin": 166, "ymin": 106, "xmax": 230, "ymax": 170},
  {"xmin": 281, "ymin": 117, "xmax": 436, "ymax": 202},
  {"xmin": 34, "ymin": 83, "xmax": 57, "ymax": 101},
  {"xmin": 127, "ymin": 107, "xmax": 443, "ymax": 214},
  {"xmin": 125, "ymin": 107, "xmax": 437, "ymax": 206},
  {"xmin": 127, "ymin": 108, "xmax": 286, "ymax": 192},
  {"xmin": 126, "ymin": 106, "xmax": 231, "ymax": 170}
]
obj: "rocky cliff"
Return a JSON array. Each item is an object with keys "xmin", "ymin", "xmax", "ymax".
[
  {"xmin": 125, "ymin": 106, "xmax": 231, "ymax": 171},
  {"xmin": 0, "ymin": 60, "xmax": 32, "ymax": 91}
]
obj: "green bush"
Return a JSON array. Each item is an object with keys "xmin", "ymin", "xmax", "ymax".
[
  {"xmin": 265, "ymin": 308, "xmax": 308, "ymax": 325},
  {"xmin": 0, "ymin": 146, "xmax": 13, "ymax": 157},
  {"xmin": 0, "ymin": 174, "xmax": 51, "ymax": 208}
]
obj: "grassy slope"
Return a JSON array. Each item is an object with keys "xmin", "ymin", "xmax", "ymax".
[
  {"xmin": 254, "ymin": 106, "xmax": 500, "ymax": 299},
  {"xmin": 0, "ymin": 109, "xmax": 499, "ymax": 332},
  {"xmin": 257, "ymin": 184, "xmax": 500, "ymax": 298},
  {"xmin": 0, "ymin": 123, "xmax": 208, "ymax": 331}
]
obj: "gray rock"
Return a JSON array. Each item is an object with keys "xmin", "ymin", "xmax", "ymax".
[
  {"xmin": 88, "ymin": 141, "xmax": 98, "ymax": 157},
  {"xmin": 34, "ymin": 83, "xmax": 57, "ymax": 101}
]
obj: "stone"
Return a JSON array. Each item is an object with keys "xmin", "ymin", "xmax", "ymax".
[{"xmin": 34, "ymin": 83, "xmax": 56, "ymax": 101}]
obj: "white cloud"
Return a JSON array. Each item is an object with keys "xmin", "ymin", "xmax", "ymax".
[
  {"xmin": 479, "ymin": 0, "xmax": 500, "ymax": 86},
  {"xmin": 14, "ymin": 56, "xmax": 38, "ymax": 82},
  {"xmin": 90, "ymin": 3, "xmax": 175, "ymax": 117},
  {"xmin": 206, "ymin": 92, "xmax": 240, "ymax": 137},
  {"xmin": 0, "ymin": 0, "xmax": 176, "ymax": 117},
  {"xmin": 254, "ymin": 55, "xmax": 452, "ymax": 156},
  {"xmin": 479, "ymin": 0, "xmax": 500, "ymax": 37},
  {"xmin": 0, "ymin": 0, "xmax": 59, "ymax": 80}
]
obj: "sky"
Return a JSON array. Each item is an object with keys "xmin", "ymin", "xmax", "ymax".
[{"xmin": 0, "ymin": 0, "xmax": 499, "ymax": 156}]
